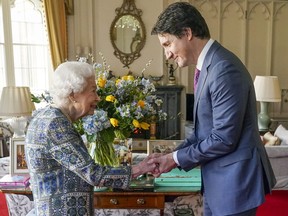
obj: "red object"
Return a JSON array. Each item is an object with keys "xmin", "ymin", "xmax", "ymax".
[
  {"xmin": 0, "ymin": 192, "xmax": 9, "ymax": 216},
  {"xmin": 257, "ymin": 190, "xmax": 288, "ymax": 215}
]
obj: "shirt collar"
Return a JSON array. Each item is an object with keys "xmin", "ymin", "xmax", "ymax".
[{"xmin": 196, "ymin": 38, "xmax": 214, "ymax": 71}]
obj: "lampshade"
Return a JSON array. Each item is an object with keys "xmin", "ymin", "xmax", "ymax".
[
  {"xmin": 254, "ymin": 76, "xmax": 281, "ymax": 102},
  {"xmin": 254, "ymin": 76, "xmax": 281, "ymax": 131},
  {"xmin": 0, "ymin": 86, "xmax": 35, "ymax": 137},
  {"xmin": 0, "ymin": 86, "xmax": 35, "ymax": 117}
]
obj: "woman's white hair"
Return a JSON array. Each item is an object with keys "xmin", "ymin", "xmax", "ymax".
[{"xmin": 50, "ymin": 61, "xmax": 95, "ymax": 107}]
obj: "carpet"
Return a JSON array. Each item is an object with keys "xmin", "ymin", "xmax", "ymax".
[{"xmin": 257, "ymin": 190, "xmax": 288, "ymax": 215}]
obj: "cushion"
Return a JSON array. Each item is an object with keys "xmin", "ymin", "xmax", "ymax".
[
  {"xmin": 0, "ymin": 121, "xmax": 14, "ymax": 138},
  {"xmin": 265, "ymin": 146, "xmax": 288, "ymax": 158},
  {"xmin": 0, "ymin": 157, "xmax": 9, "ymax": 178},
  {"xmin": 274, "ymin": 124, "xmax": 288, "ymax": 145},
  {"xmin": 173, "ymin": 193, "xmax": 203, "ymax": 216},
  {"xmin": 263, "ymin": 132, "xmax": 280, "ymax": 146},
  {"xmin": 265, "ymin": 146, "xmax": 288, "ymax": 189}
]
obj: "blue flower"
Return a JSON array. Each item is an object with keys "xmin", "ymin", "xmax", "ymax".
[{"xmin": 82, "ymin": 109, "xmax": 111, "ymax": 135}]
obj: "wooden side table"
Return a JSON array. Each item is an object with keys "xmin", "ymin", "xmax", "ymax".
[
  {"xmin": 94, "ymin": 191, "xmax": 165, "ymax": 214},
  {"xmin": 94, "ymin": 189, "xmax": 199, "ymax": 216}
]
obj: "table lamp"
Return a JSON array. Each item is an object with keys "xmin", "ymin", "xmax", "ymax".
[
  {"xmin": 0, "ymin": 86, "xmax": 35, "ymax": 137},
  {"xmin": 254, "ymin": 76, "xmax": 281, "ymax": 131}
]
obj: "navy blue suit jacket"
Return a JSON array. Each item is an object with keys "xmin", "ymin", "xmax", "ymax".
[{"xmin": 176, "ymin": 41, "xmax": 276, "ymax": 215}]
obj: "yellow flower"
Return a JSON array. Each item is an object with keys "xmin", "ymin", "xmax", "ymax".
[
  {"xmin": 106, "ymin": 95, "xmax": 116, "ymax": 102},
  {"xmin": 140, "ymin": 122, "xmax": 150, "ymax": 130},
  {"xmin": 110, "ymin": 118, "xmax": 119, "ymax": 127},
  {"xmin": 121, "ymin": 75, "xmax": 128, "ymax": 81},
  {"xmin": 132, "ymin": 119, "xmax": 140, "ymax": 128},
  {"xmin": 137, "ymin": 100, "xmax": 145, "ymax": 108},
  {"xmin": 127, "ymin": 75, "xmax": 134, "ymax": 81},
  {"xmin": 97, "ymin": 77, "xmax": 106, "ymax": 88},
  {"xmin": 121, "ymin": 75, "xmax": 134, "ymax": 81},
  {"xmin": 116, "ymin": 79, "xmax": 121, "ymax": 85}
]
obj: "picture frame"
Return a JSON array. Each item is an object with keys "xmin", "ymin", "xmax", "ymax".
[
  {"xmin": 10, "ymin": 137, "xmax": 28, "ymax": 175},
  {"xmin": 147, "ymin": 140, "xmax": 183, "ymax": 155}
]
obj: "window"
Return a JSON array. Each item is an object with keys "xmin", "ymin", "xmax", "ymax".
[
  {"xmin": 0, "ymin": 1, "xmax": 5, "ymax": 88},
  {"xmin": 0, "ymin": 0, "xmax": 52, "ymax": 94}
]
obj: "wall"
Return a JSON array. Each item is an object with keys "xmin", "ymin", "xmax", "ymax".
[
  {"xmin": 188, "ymin": 0, "xmax": 288, "ymax": 119},
  {"xmin": 68, "ymin": 0, "xmax": 164, "ymax": 77},
  {"xmin": 67, "ymin": 0, "xmax": 288, "ymax": 138}
]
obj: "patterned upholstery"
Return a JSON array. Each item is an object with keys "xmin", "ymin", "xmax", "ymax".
[
  {"xmin": 94, "ymin": 203, "xmax": 175, "ymax": 216},
  {"xmin": 5, "ymin": 193, "xmax": 34, "ymax": 216},
  {"xmin": 173, "ymin": 193, "xmax": 203, "ymax": 216},
  {"xmin": 0, "ymin": 157, "xmax": 9, "ymax": 178},
  {"xmin": 0, "ymin": 121, "xmax": 13, "ymax": 158},
  {"xmin": 0, "ymin": 121, "xmax": 14, "ymax": 138}
]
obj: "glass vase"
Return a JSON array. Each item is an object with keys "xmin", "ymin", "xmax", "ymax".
[{"xmin": 88, "ymin": 138, "xmax": 118, "ymax": 167}]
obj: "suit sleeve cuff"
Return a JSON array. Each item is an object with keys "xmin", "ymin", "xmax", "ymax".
[{"xmin": 172, "ymin": 150, "xmax": 180, "ymax": 166}]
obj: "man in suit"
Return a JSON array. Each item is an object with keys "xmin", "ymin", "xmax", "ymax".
[{"xmin": 149, "ymin": 2, "xmax": 276, "ymax": 216}]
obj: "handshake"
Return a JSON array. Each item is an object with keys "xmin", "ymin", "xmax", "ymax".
[{"xmin": 131, "ymin": 152, "xmax": 178, "ymax": 179}]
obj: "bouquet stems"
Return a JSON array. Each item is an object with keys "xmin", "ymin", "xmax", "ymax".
[{"xmin": 89, "ymin": 139, "xmax": 118, "ymax": 167}]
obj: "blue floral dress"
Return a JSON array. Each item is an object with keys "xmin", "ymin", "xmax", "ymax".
[{"xmin": 25, "ymin": 106, "xmax": 131, "ymax": 216}]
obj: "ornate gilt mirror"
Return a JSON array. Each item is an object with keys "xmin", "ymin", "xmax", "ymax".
[{"xmin": 110, "ymin": 0, "xmax": 146, "ymax": 68}]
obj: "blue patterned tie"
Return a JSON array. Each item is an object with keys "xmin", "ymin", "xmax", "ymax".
[{"xmin": 194, "ymin": 68, "xmax": 200, "ymax": 92}]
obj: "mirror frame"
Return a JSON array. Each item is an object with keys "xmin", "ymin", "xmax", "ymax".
[{"xmin": 110, "ymin": 0, "xmax": 146, "ymax": 68}]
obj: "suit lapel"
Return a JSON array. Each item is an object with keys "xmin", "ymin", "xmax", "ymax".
[{"xmin": 193, "ymin": 41, "xmax": 221, "ymax": 127}]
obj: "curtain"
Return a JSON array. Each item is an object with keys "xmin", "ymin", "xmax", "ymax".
[
  {"xmin": 65, "ymin": 0, "xmax": 74, "ymax": 15},
  {"xmin": 43, "ymin": 0, "xmax": 68, "ymax": 70}
]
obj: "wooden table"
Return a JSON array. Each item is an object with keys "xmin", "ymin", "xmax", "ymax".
[
  {"xmin": 94, "ymin": 186, "xmax": 200, "ymax": 216},
  {"xmin": 0, "ymin": 187, "xmax": 32, "ymax": 195}
]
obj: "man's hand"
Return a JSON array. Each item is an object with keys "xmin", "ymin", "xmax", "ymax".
[
  {"xmin": 147, "ymin": 153, "xmax": 177, "ymax": 177},
  {"xmin": 131, "ymin": 154, "xmax": 160, "ymax": 178}
]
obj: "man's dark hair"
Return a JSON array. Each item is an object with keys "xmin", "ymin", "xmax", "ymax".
[{"xmin": 151, "ymin": 2, "xmax": 210, "ymax": 39}]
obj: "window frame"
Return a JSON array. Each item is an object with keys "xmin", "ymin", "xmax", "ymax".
[{"xmin": 0, "ymin": 0, "xmax": 52, "ymax": 95}]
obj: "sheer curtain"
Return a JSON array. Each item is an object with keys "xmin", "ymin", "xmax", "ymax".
[{"xmin": 11, "ymin": 0, "xmax": 51, "ymax": 90}]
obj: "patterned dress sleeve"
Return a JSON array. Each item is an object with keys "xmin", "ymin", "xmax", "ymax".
[{"xmin": 46, "ymin": 115, "xmax": 131, "ymax": 189}]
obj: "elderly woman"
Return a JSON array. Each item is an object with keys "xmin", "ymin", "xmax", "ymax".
[{"xmin": 25, "ymin": 61, "xmax": 155, "ymax": 216}]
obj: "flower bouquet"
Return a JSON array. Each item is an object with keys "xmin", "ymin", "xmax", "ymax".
[{"xmin": 78, "ymin": 54, "xmax": 167, "ymax": 166}]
